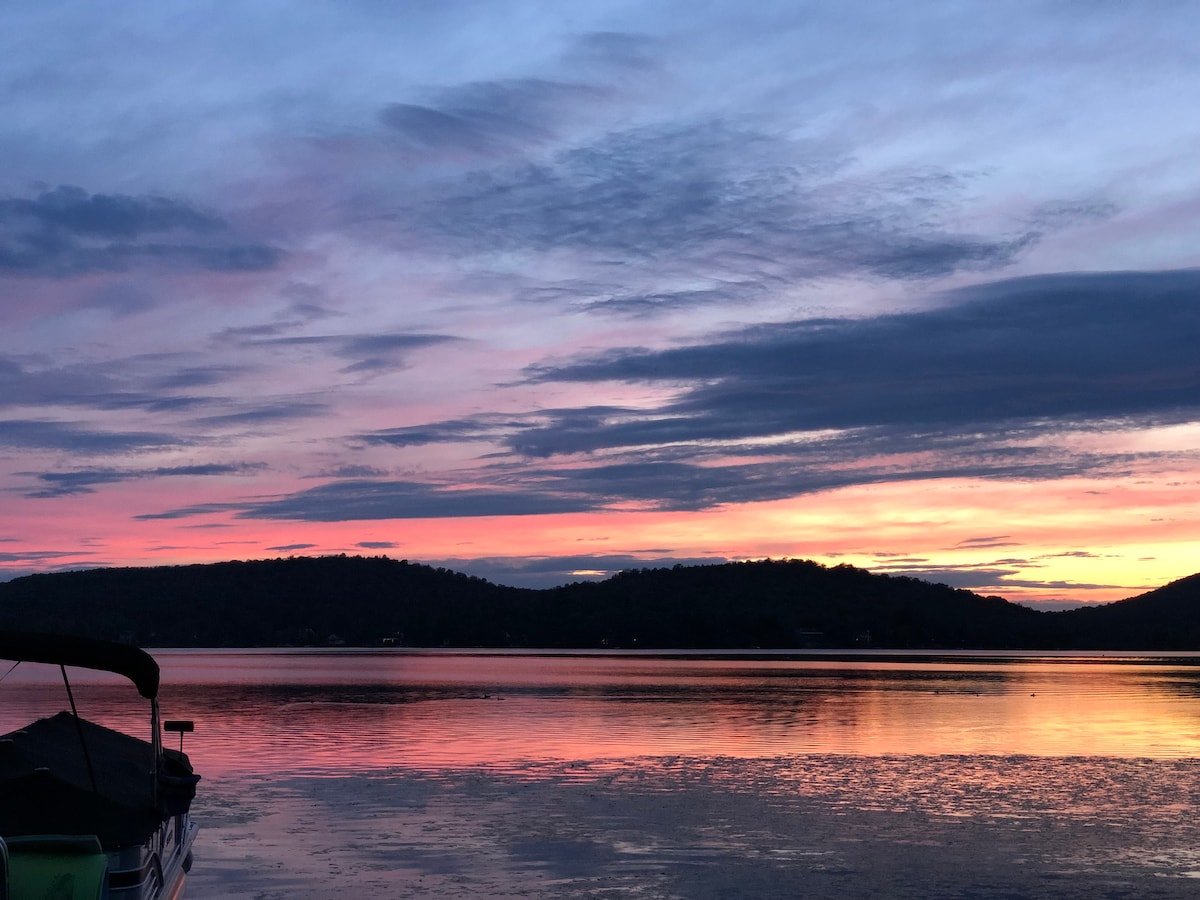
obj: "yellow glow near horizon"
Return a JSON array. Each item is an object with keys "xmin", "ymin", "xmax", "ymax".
[{"xmin": 3, "ymin": 464, "xmax": 1196, "ymax": 609}]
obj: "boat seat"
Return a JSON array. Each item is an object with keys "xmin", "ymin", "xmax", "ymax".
[{"xmin": 3, "ymin": 835, "xmax": 107, "ymax": 900}]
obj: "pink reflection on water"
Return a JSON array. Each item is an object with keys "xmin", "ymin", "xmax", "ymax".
[{"xmin": 5, "ymin": 650, "xmax": 1200, "ymax": 778}]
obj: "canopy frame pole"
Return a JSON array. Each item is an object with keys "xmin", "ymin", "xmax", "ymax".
[{"xmin": 60, "ymin": 664, "xmax": 99, "ymax": 793}]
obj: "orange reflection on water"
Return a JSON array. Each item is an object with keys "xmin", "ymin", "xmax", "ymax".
[{"xmin": 5, "ymin": 651, "xmax": 1200, "ymax": 777}]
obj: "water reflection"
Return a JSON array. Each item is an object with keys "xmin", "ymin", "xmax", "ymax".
[{"xmin": 3, "ymin": 650, "xmax": 1200, "ymax": 775}]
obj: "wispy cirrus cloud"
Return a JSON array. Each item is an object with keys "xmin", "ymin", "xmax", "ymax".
[
  {"xmin": 395, "ymin": 121, "xmax": 1046, "ymax": 316},
  {"xmin": 380, "ymin": 78, "xmax": 612, "ymax": 159}
]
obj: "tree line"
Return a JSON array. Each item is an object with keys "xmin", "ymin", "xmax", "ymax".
[{"xmin": 0, "ymin": 555, "xmax": 1196, "ymax": 649}]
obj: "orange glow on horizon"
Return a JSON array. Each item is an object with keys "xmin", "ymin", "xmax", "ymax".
[{"xmin": 3, "ymin": 464, "xmax": 1197, "ymax": 609}]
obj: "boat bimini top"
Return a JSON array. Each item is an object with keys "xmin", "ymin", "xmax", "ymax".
[{"xmin": 0, "ymin": 631, "xmax": 197, "ymax": 849}]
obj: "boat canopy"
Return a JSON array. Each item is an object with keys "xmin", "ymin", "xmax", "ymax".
[
  {"xmin": 0, "ymin": 712, "xmax": 169, "ymax": 847},
  {"xmin": 0, "ymin": 631, "xmax": 159, "ymax": 699}
]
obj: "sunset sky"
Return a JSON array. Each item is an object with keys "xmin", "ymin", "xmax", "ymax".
[{"xmin": 2, "ymin": 1, "xmax": 1198, "ymax": 607}]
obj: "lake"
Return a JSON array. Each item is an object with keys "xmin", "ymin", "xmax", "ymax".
[{"xmin": 6, "ymin": 649, "xmax": 1200, "ymax": 897}]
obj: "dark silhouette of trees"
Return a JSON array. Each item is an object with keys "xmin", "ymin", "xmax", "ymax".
[{"xmin": 0, "ymin": 555, "xmax": 1194, "ymax": 649}]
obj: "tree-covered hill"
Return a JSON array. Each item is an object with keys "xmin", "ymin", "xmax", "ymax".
[
  {"xmin": 523, "ymin": 559, "xmax": 1047, "ymax": 649},
  {"xmin": 1049, "ymin": 572, "xmax": 1200, "ymax": 649},
  {"xmin": 0, "ymin": 556, "xmax": 520, "ymax": 647},
  {"xmin": 0, "ymin": 555, "xmax": 1195, "ymax": 649}
]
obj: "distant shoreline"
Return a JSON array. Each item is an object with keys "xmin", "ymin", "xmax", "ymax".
[
  {"xmin": 150, "ymin": 645, "xmax": 1200, "ymax": 657},
  {"xmin": 3, "ymin": 556, "xmax": 1198, "ymax": 650}
]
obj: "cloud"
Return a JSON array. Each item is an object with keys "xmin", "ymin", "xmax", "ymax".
[
  {"xmin": 953, "ymin": 536, "xmax": 1020, "ymax": 550},
  {"xmin": 305, "ymin": 268, "xmax": 1200, "ymax": 518},
  {"xmin": 133, "ymin": 502, "xmax": 242, "ymax": 521},
  {"xmin": 509, "ymin": 454, "xmax": 1097, "ymax": 512},
  {"xmin": 138, "ymin": 478, "xmax": 600, "ymax": 522},
  {"xmin": 241, "ymin": 332, "xmax": 460, "ymax": 374},
  {"xmin": 80, "ymin": 281, "xmax": 158, "ymax": 317},
  {"xmin": 0, "ymin": 548, "xmax": 98, "ymax": 582},
  {"xmin": 317, "ymin": 465, "xmax": 390, "ymax": 479},
  {"xmin": 0, "ymin": 358, "xmax": 121, "ymax": 410},
  {"xmin": 22, "ymin": 470, "xmax": 131, "ymax": 498},
  {"xmin": 521, "ymin": 269, "xmax": 1200, "ymax": 450},
  {"xmin": 0, "ymin": 185, "xmax": 282, "ymax": 276},
  {"xmin": 0, "ymin": 353, "xmax": 314, "ymax": 456},
  {"xmin": 0, "ymin": 419, "xmax": 181, "ymax": 453},
  {"xmin": 405, "ymin": 120, "xmax": 1040, "ymax": 302},
  {"xmin": 356, "ymin": 413, "xmax": 529, "ymax": 448},
  {"xmin": 150, "ymin": 365, "xmax": 252, "ymax": 391},
  {"xmin": 21, "ymin": 462, "xmax": 264, "ymax": 498},
  {"xmin": 874, "ymin": 562, "xmax": 1131, "ymax": 604},
  {"xmin": 428, "ymin": 553, "xmax": 733, "ymax": 589},
  {"xmin": 133, "ymin": 450, "xmax": 1079, "ymax": 523},
  {"xmin": 336, "ymin": 333, "xmax": 463, "ymax": 374},
  {"xmin": 4, "ymin": 184, "xmax": 222, "ymax": 238},
  {"xmin": 235, "ymin": 479, "xmax": 599, "ymax": 522},
  {"xmin": 0, "ymin": 550, "xmax": 84, "ymax": 564},
  {"xmin": 266, "ymin": 543, "xmax": 318, "ymax": 553},
  {"xmin": 0, "ymin": 354, "xmax": 259, "ymax": 416},
  {"xmin": 567, "ymin": 31, "xmax": 660, "ymax": 74},
  {"xmin": 188, "ymin": 401, "xmax": 330, "ymax": 430},
  {"xmin": 380, "ymin": 78, "xmax": 609, "ymax": 158}
]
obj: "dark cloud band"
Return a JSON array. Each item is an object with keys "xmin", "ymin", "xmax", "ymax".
[{"xmin": 0, "ymin": 185, "xmax": 282, "ymax": 276}]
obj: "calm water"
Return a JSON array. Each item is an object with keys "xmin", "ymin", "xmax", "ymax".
[
  {"xmin": 5, "ymin": 649, "xmax": 1200, "ymax": 774},
  {"xmin": 10, "ymin": 649, "xmax": 1200, "ymax": 896}
]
